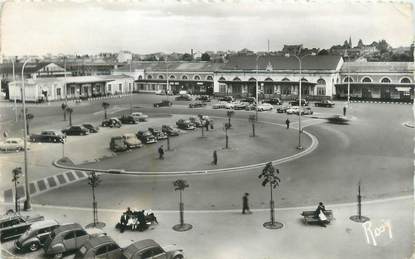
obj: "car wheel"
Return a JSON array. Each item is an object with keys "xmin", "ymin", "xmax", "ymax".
[
  {"xmin": 28, "ymin": 242, "xmax": 40, "ymax": 252},
  {"xmin": 173, "ymin": 255, "xmax": 184, "ymax": 259},
  {"xmin": 54, "ymin": 252, "xmax": 63, "ymax": 259}
]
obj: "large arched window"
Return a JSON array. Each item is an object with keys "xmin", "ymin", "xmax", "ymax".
[
  {"xmin": 169, "ymin": 75, "xmax": 175, "ymax": 79},
  {"xmin": 301, "ymin": 78, "xmax": 308, "ymax": 82},
  {"xmin": 147, "ymin": 75, "xmax": 153, "ymax": 80},
  {"xmin": 362, "ymin": 77, "xmax": 372, "ymax": 83},
  {"xmin": 264, "ymin": 78, "xmax": 273, "ymax": 82},
  {"xmin": 400, "ymin": 77, "xmax": 411, "ymax": 84},
  {"xmin": 380, "ymin": 77, "xmax": 391, "ymax": 83},
  {"xmin": 248, "ymin": 78, "xmax": 257, "ymax": 82},
  {"xmin": 138, "ymin": 75, "xmax": 143, "ymax": 80},
  {"xmin": 281, "ymin": 78, "xmax": 290, "ymax": 82},
  {"xmin": 233, "ymin": 77, "xmax": 241, "ymax": 81},
  {"xmin": 194, "ymin": 75, "xmax": 201, "ymax": 80},
  {"xmin": 206, "ymin": 75, "xmax": 213, "ymax": 81},
  {"xmin": 182, "ymin": 75, "xmax": 188, "ymax": 80},
  {"xmin": 158, "ymin": 75, "xmax": 164, "ymax": 80},
  {"xmin": 343, "ymin": 76, "xmax": 353, "ymax": 83},
  {"xmin": 317, "ymin": 79, "xmax": 326, "ymax": 85}
]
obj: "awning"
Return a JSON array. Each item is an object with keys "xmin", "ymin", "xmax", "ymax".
[{"xmin": 395, "ymin": 86, "xmax": 411, "ymax": 92}]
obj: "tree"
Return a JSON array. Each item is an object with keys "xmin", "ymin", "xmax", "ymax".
[
  {"xmin": 172, "ymin": 179, "xmax": 192, "ymax": 231},
  {"xmin": 377, "ymin": 39, "xmax": 391, "ymax": 54},
  {"xmin": 61, "ymin": 103, "xmax": 67, "ymax": 121},
  {"xmin": 357, "ymin": 39, "xmax": 364, "ymax": 48},
  {"xmin": 102, "ymin": 102, "xmax": 110, "ymax": 119},
  {"xmin": 258, "ymin": 162, "xmax": 283, "ymax": 229},
  {"xmin": 66, "ymin": 107, "xmax": 73, "ymax": 126},
  {"xmin": 86, "ymin": 172, "xmax": 105, "ymax": 229},
  {"xmin": 181, "ymin": 53, "xmax": 193, "ymax": 61},
  {"xmin": 201, "ymin": 53, "xmax": 211, "ymax": 61},
  {"xmin": 317, "ymin": 49, "xmax": 329, "ymax": 55}
]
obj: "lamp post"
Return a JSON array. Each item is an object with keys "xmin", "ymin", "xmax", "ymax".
[
  {"xmin": 255, "ymin": 55, "xmax": 260, "ymax": 121},
  {"xmin": 10, "ymin": 58, "xmax": 17, "ymax": 122},
  {"xmin": 22, "ymin": 58, "xmax": 31, "ymax": 211},
  {"xmin": 285, "ymin": 53, "xmax": 315, "ymax": 150}
]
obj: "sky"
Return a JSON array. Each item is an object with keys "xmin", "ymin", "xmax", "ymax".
[{"xmin": 0, "ymin": 0, "xmax": 413, "ymax": 56}]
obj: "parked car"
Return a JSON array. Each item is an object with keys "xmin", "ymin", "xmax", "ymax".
[
  {"xmin": 276, "ymin": 105, "xmax": 289, "ymax": 113},
  {"xmin": 327, "ymin": 115, "xmax": 350, "ymax": 124},
  {"xmin": 218, "ymin": 96, "xmax": 234, "ymax": 102},
  {"xmin": 119, "ymin": 115, "xmax": 138, "ymax": 124},
  {"xmin": 240, "ymin": 97, "xmax": 256, "ymax": 104},
  {"xmin": 262, "ymin": 98, "xmax": 281, "ymax": 105},
  {"xmin": 196, "ymin": 95, "xmax": 211, "ymax": 102},
  {"xmin": 154, "ymin": 100, "xmax": 172, "ymax": 108},
  {"xmin": 122, "ymin": 239, "xmax": 184, "ymax": 259},
  {"xmin": 74, "ymin": 235, "xmax": 122, "ymax": 259},
  {"xmin": 300, "ymin": 107, "xmax": 314, "ymax": 115},
  {"xmin": 188, "ymin": 101, "xmax": 206, "ymax": 108},
  {"xmin": 0, "ymin": 214, "xmax": 44, "ymax": 242},
  {"xmin": 44, "ymin": 223, "xmax": 105, "ymax": 259},
  {"xmin": 245, "ymin": 103, "xmax": 257, "ymax": 111},
  {"xmin": 131, "ymin": 112, "xmax": 148, "ymax": 122},
  {"xmin": 314, "ymin": 100, "xmax": 335, "ymax": 108},
  {"xmin": 188, "ymin": 116, "xmax": 203, "ymax": 127},
  {"xmin": 102, "ymin": 118, "xmax": 122, "ymax": 128},
  {"xmin": 82, "ymin": 124, "xmax": 99, "ymax": 133},
  {"xmin": 0, "ymin": 138, "xmax": 30, "ymax": 152},
  {"xmin": 233, "ymin": 102, "xmax": 249, "ymax": 110},
  {"xmin": 176, "ymin": 119, "xmax": 195, "ymax": 130},
  {"xmin": 122, "ymin": 133, "xmax": 143, "ymax": 149},
  {"xmin": 137, "ymin": 131, "xmax": 157, "ymax": 144},
  {"xmin": 155, "ymin": 90, "xmax": 165, "ymax": 95},
  {"xmin": 62, "ymin": 126, "xmax": 90, "ymax": 136},
  {"xmin": 30, "ymin": 130, "xmax": 66, "ymax": 143},
  {"xmin": 14, "ymin": 219, "xmax": 60, "ymax": 252},
  {"xmin": 110, "ymin": 136, "xmax": 128, "ymax": 152},
  {"xmin": 175, "ymin": 94, "xmax": 192, "ymax": 101},
  {"xmin": 286, "ymin": 106, "xmax": 300, "ymax": 114},
  {"xmin": 161, "ymin": 125, "xmax": 180, "ymax": 136},
  {"xmin": 148, "ymin": 128, "xmax": 168, "ymax": 140},
  {"xmin": 257, "ymin": 103, "xmax": 274, "ymax": 111},
  {"xmin": 289, "ymin": 99, "xmax": 309, "ymax": 106},
  {"xmin": 212, "ymin": 101, "xmax": 227, "ymax": 109}
]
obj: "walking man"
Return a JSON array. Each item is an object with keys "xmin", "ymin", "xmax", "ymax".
[
  {"xmin": 212, "ymin": 150, "xmax": 217, "ymax": 165},
  {"xmin": 285, "ymin": 118, "xmax": 290, "ymax": 129},
  {"xmin": 242, "ymin": 193, "xmax": 251, "ymax": 214},
  {"xmin": 343, "ymin": 106, "xmax": 347, "ymax": 116},
  {"xmin": 158, "ymin": 145, "xmax": 164, "ymax": 160}
]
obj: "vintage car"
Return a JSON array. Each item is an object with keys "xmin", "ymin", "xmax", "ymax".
[
  {"xmin": 137, "ymin": 131, "xmax": 157, "ymax": 144},
  {"xmin": 212, "ymin": 101, "xmax": 228, "ymax": 109},
  {"xmin": 0, "ymin": 214, "xmax": 44, "ymax": 242},
  {"xmin": 218, "ymin": 96, "xmax": 234, "ymax": 102},
  {"xmin": 15, "ymin": 219, "xmax": 60, "ymax": 252},
  {"xmin": 44, "ymin": 223, "xmax": 105, "ymax": 259},
  {"xmin": 148, "ymin": 128, "xmax": 168, "ymax": 140},
  {"xmin": 161, "ymin": 125, "xmax": 180, "ymax": 136},
  {"xmin": 175, "ymin": 94, "xmax": 192, "ymax": 101},
  {"xmin": 240, "ymin": 97, "xmax": 256, "ymax": 104},
  {"xmin": 262, "ymin": 98, "xmax": 282, "ymax": 105},
  {"xmin": 276, "ymin": 105, "xmax": 289, "ymax": 113},
  {"xmin": 62, "ymin": 125, "xmax": 90, "ymax": 136},
  {"xmin": 300, "ymin": 107, "xmax": 314, "ymax": 115},
  {"xmin": 154, "ymin": 100, "xmax": 173, "ymax": 108},
  {"xmin": 233, "ymin": 102, "xmax": 249, "ymax": 110},
  {"xmin": 30, "ymin": 130, "xmax": 66, "ymax": 143},
  {"xmin": 82, "ymin": 124, "xmax": 99, "ymax": 133},
  {"xmin": 119, "ymin": 115, "xmax": 138, "ymax": 124},
  {"xmin": 74, "ymin": 235, "xmax": 122, "ymax": 259},
  {"xmin": 122, "ymin": 239, "xmax": 184, "ymax": 259},
  {"xmin": 176, "ymin": 119, "xmax": 195, "ymax": 130},
  {"xmin": 256, "ymin": 103, "xmax": 274, "ymax": 111},
  {"xmin": 188, "ymin": 101, "xmax": 206, "ymax": 108},
  {"xmin": 314, "ymin": 100, "xmax": 335, "ymax": 108},
  {"xmin": 289, "ymin": 99, "xmax": 309, "ymax": 106},
  {"xmin": 123, "ymin": 133, "xmax": 143, "ymax": 149},
  {"xmin": 102, "ymin": 118, "xmax": 122, "ymax": 128},
  {"xmin": 188, "ymin": 116, "xmax": 203, "ymax": 128},
  {"xmin": 286, "ymin": 106, "xmax": 300, "ymax": 115},
  {"xmin": 326, "ymin": 115, "xmax": 350, "ymax": 124},
  {"xmin": 131, "ymin": 112, "xmax": 148, "ymax": 122},
  {"xmin": 195, "ymin": 95, "xmax": 211, "ymax": 102},
  {"xmin": 301, "ymin": 210, "xmax": 334, "ymax": 225},
  {"xmin": 110, "ymin": 136, "xmax": 129, "ymax": 152},
  {"xmin": 0, "ymin": 138, "xmax": 30, "ymax": 152}
]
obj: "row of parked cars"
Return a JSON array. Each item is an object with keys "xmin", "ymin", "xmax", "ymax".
[{"xmin": 0, "ymin": 213, "xmax": 184, "ymax": 259}]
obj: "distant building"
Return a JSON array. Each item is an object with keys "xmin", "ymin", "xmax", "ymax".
[
  {"xmin": 282, "ymin": 44, "xmax": 303, "ymax": 55},
  {"xmin": 117, "ymin": 51, "xmax": 133, "ymax": 63}
]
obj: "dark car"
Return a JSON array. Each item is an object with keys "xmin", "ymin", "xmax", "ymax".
[
  {"xmin": 327, "ymin": 115, "xmax": 350, "ymax": 124},
  {"xmin": 0, "ymin": 214, "xmax": 45, "ymax": 242},
  {"xmin": 196, "ymin": 95, "xmax": 211, "ymax": 102},
  {"xmin": 262, "ymin": 98, "xmax": 281, "ymax": 105},
  {"xmin": 137, "ymin": 131, "xmax": 157, "ymax": 144},
  {"xmin": 176, "ymin": 119, "xmax": 195, "ymax": 130},
  {"xmin": 119, "ymin": 115, "xmax": 138, "ymax": 124},
  {"xmin": 61, "ymin": 125, "xmax": 89, "ymax": 136},
  {"xmin": 289, "ymin": 99, "xmax": 309, "ymax": 106},
  {"xmin": 122, "ymin": 239, "xmax": 184, "ymax": 259},
  {"xmin": 30, "ymin": 130, "xmax": 66, "ymax": 143},
  {"xmin": 101, "ymin": 118, "xmax": 122, "ymax": 128},
  {"xmin": 219, "ymin": 96, "xmax": 234, "ymax": 102},
  {"xmin": 233, "ymin": 102, "xmax": 248, "ymax": 110},
  {"xmin": 154, "ymin": 100, "xmax": 173, "ymax": 108},
  {"xmin": 15, "ymin": 219, "xmax": 60, "ymax": 252},
  {"xmin": 188, "ymin": 101, "xmax": 206, "ymax": 108},
  {"xmin": 175, "ymin": 94, "xmax": 192, "ymax": 101},
  {"xmin": 82, "ymin": 124, "xmax": 99, "ymax": 133},
  {"xmin": 240, "ymin": 97, "xmax": 256, "ymax": 104},
  {"xmin": 74, "ymin": 235, "xmax": 122, "ymax": 259},
  {"xmin": 148, "ymin": 128, "xmax": 168, "ymax": 140},
  {"xmin": 110, "ymin": 136, "xmax": 128, "ymax": 152},
  {"xmin": 315, "ymin": 100, "xmax": 335, "ymax": 108},
  {"xmin": 189, "ymin": 116, "xmax": 203, "ymax": 127},
  {"xmin": 161, "ymin": 125, "xmax": 180, "ymax": 136}
]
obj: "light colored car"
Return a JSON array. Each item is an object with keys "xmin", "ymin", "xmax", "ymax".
[
  {"xmin": 123, "ymin": 239, "xmax": 184, "ymax": 259},
  {"xmin": 286, "ymin": 106, "xmax": 300, "ymax": 114},
  {"xmin": 15, "ymin": 219, "xmax": 60, "ymax": 252},
  {"xmin": 131, "ymin": 112, "xmax": 148, "ymax": 122},
  {"xmin": 74, "ymin": 235, "xmax": 122, "ymax": 259},
  {"xmin": 212, "ymin": 101, "xmax": 227, "ymax": 109},
  {"xmin": 300, "ymin": 107, "xmax": 314, "ymax": 115},
  {"xmin": 224, "ymin": 102, "xmax": 236, "ymax": 109},
  {"xmin": 123, "ymin": 133, "xmax": 143, "ymax": 149},
  {"xmin": 155, "ymin": 90, "xmax": 164, "ymax": 95},
  {"xmin": 257, "ymin": 103, "xmax": 273, "ymax": 111},
  {"xmin": 0, "ymin": 138, "xmax": 30, "ymax": 152}
]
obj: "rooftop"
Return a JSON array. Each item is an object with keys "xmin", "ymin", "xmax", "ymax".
[
  {"xmin": 340, "ymin": 62, "xmax": 414, "ymax": 73},
  {"xmin": 117, "ymin": 61, "xmax": 224, "ymax": 72}
]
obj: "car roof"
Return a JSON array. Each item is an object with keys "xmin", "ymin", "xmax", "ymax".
[
  {"xmin": 29, "ymin": 219, "xmax": 59, "ymax": 229},
  {"xmin": 124, "ymin": 239, "xmax": 160, "ymax": 254},
  {"xmin": 54, "ymin": 223, "xmax": 83, "ymax": 234},
  {"xmin": 83, "ymin": 235, "xmax": 115, "ymax": 250},
  {"xmin": 0, "ymin": 214, "xmax": 24, "ymax": 223},
  {"xmin": 5, "ymin": 138, "xmax": 23, "ymax": 142}
]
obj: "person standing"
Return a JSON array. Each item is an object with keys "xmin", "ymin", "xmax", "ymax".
[
  {"xmin": 285, "ymin": 118, "xmax": 290, "ymax": 129},
  {"xmin": 242, "ymin": 193, "xmax": 251, "ymax": 214},
  {"xmin": 212, "ymin": 150, "xmax": 217, "ymax": 165},
  {"xmin": 158, "ymin": 145, "xmax": 164, "ymax": 160},
  {"xmin": 343, "ymin": 106, "xmax": 347, "ymax": 116}
]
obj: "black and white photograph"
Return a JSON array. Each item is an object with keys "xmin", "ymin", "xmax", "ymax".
[{"xmin": 0, "ymin": 0, "xmax": 413, "ymax": 258}]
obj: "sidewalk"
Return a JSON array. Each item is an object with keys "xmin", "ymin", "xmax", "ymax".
[{"xmin": 1, "ymin": 196, "xmax": 413, "ymax": 259}]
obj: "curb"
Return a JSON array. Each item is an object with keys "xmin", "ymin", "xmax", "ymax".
[{"xmin": 349, "ymin": 100, "xmax": 412, "ymax": 105}]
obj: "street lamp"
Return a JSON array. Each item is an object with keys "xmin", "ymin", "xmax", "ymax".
[
  {"xmin": 22, "ymin": 58, "xmax": 31, "ymax": 211},
  {"xmin": 10, "ymin": 58, "xmax": 17, "ymax": 122},
  {"xmin": 255, "ymin": 55, "xmax": 260, "ymax": 121},
  {"xmin": 285, "ymin": 53, "xmax": 315, "ymax": 150}
]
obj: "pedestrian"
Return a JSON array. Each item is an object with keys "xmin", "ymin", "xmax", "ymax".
[
  {"xmin": 343, "ymin": 106, "xmax": 347, "ymax": 116},
  {"xmin": 205, "ymin": 120, "xmax": 209, "ymax": 131},
  {"xmin": 158, "ymin": 145, "xmax": 164, "ymax": 160},
  {"xmin": 212, "ymin": 150, "xmax": 217, "ymax": 165},
  {"xmin": 242, "ymin": 193, "xmax": 251, "ymax": 214},
  {"xmin": 3, "ymin": 130, "xmax": 8, "ymax": 138},
  {"xmin": 285, "ymin": 118, "xmax": 290, "ymax": 129}
]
